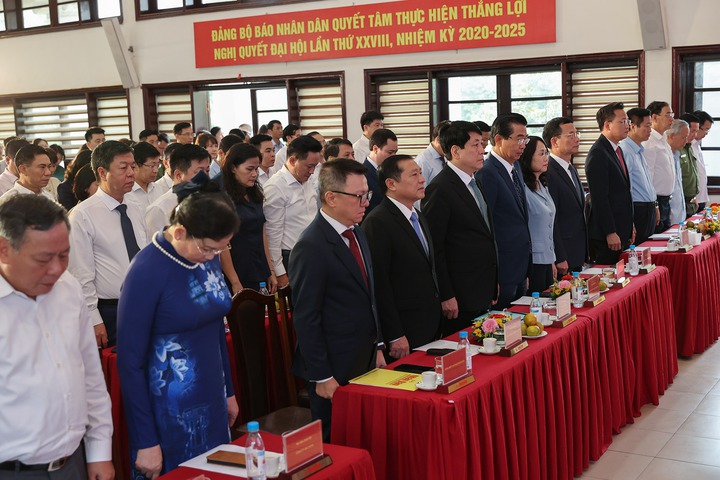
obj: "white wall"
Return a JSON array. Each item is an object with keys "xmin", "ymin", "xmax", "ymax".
[{"xmin": 1, "ymin": 0, "xmax": 719, "ymax": 140}]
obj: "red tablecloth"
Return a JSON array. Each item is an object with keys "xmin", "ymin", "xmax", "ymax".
[
  {"xmin": 331, "ymin": 267, "xmax": 677, "ymax": 480},
  {"xmin": 636, "ymin": 233, "xmax": 720, "ymax": 356},
  {"xmin": 157, "ymin": 433, "xmax": 375, "ymax": 480}
]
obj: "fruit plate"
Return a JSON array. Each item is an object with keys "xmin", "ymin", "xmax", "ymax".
[
  {"xmin": 600, "ymin": 287, "xmax": 610, "ymax": 293},
  {"xmin": 416, "ymin": 381, "xmax": 438, "ymax": 391},
  {"xmin": 522, "ymin": 331, "xmax": 548, "ymax": 340},
  {"xmin": 478, "ymin": 345, "xmax": 501, "ymax": 355}
]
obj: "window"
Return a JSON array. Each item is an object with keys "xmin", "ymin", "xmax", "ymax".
[
  {"xmin": 254, "ymin": 88, "xmax": 289, "ymax": 130},
  {"xmin": 368, "ymin": 52, "xmax": 643, "ymax": 183},
  {"xmin": 0, "ymin": 103, "xmax": 16, "ymax": 140},
  {"xmin": 294, "ymin": 82, "xmax": 344, "ymax": 139},
  {"xmin": 154, "ymin": 91, "xmax": 193, "ymax": 136},
  {"xmin": 138, "ymin": 0, "xmax": 318, "ymax": 17},
  {"xmin": 0, "ymin": 0, "xmax": 121, "ymax": 34}
]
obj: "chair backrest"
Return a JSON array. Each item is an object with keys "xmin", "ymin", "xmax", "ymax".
[
  {"xmin": 277, "ymin": 284, "xmax": 295, "ymax": 347},
  {"xmin": 226, "ymin": 288, "xmax": 297, "ymax": 423}
]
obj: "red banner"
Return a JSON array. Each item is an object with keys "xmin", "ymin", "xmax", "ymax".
[{"xmin": 194, "ymin": 0, "xmax": 556, "ymax": 68}]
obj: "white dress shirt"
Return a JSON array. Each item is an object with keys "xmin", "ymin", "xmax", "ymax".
[
  {"xmin": 209, "ymin": 158, "xmax": 222, "ymax": 178},
  {"xmin": 0, "ymin": 168, "xmax": 18, "ymax": 196},
  {"xmin": 414, "ymin": 143, "xmax": 445, "ymax": 185},
  {"xmin": 446, "ymin": 161, "xmax": 478, "ymax": 200},
  {"xmin": 692, "ymin": 139, "xmax": 709, "ymax": 203},
  {"xmin": 493, "ymin": 150, "xmax": 517, "ymax": 180},
  {"xmin": 263, "ymin": 165, "xmax": 318, "ymax": 277},
  {"xmin": 68, "ymin": 188, "xmax": 148, "ymax": 326},
  {"xmin": 257, "ymin": 167, "xmax": 271, "ymax": 187},
  {"xmin": 386, "ymin": 195, "xmax": 427, "ymax": 247},
  {"xmin": 152, "ymin": 173, "xmax": 173, "ymax": 197},
  {"xmin": 145, "ymin": 189, "xmax": 178, "ymax": 236},
  {"xmin": 353, "ymin": 135, "xmax": 370, "ymax": 164},
  {"xmin": 643, "ymin": 129, "xmax": 675, "ymax": 196},
  {"xmin": 550, "ymin": 154, "xmax": 576, "ymax": 186},
  {"xmin": 125, "ymin": 181, "xmax": 162, "ymax": 211},
  {"xmin": 0, "ymin": 158, "xmax": 5, "ymax": 174},
  {"xmin": 0, "ymin": 271, "xmax": 113, "ymax": 464},
  {"xmin": 0, "ymin": 181, "xmax": 56, "ymax": 201},
  {"xmin": 271, "ymin": 145, "xmax": 288, "ymax": 175},
  {"xmin": 272, "ymin": 138, "xmax": 284, "ymax": 154}
]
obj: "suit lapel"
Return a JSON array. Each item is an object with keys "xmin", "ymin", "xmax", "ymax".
[
  {"xmin": 550, "ymin": 158, "xmax": 583, "ymax": 208},
  {"xmin": 489, "ymin": 153, "xmax": 526, "ymax": 218},
  {"xmin": 384, "ymin": 198, "xmax": 430, "ymax": 262},
  {"xmin": 446, "ymin": 168, "xmax": 491, "ymax": 235},
  {"xmin": 599, "ymin": 135, "xmax": 629, "ymax": 185},
  {"xmin": 318, "ymin": 215, "xmax": 370, "ymax": 294}
]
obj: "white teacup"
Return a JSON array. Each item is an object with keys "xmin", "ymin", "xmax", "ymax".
[
  {"xmin": 483, "ymin": 337, "xmax": 497, "ymax": 351},
  {"xmin": 421, "ymin": 371, "xmax": 437, "ymax": 388},
  {"xmin": 266, "ymin": 455, "xmax": 281, "ymax": 477}
]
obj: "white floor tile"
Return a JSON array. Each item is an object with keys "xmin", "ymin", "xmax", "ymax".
[
  {"xmin": 656, "ymin": 434, "xmax": 720, "ymax": 467},
  {"xmin": 675, "ymin": 413, "xmax": 720, "ymax": 440},
  {"xmin": 608, "ymin": 426, "xmax": 673, "ymax": 456},
  {"xmin": 637, "ymin": 458, "xmax": 720, "ymax": 480},
  {"xmin": 583, "ymin": 451, "xmax": 654, "ymax": 480}
]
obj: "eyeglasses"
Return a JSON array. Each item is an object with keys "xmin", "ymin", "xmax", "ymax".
[
  {"xmin": 507, "ymin": 136, "xmax": 530, "ymax": 145},
  {"xmin": 141, "ymin": 162, "xmax": 160, "ymax": 170},
  {"xmin": 700, "ymin": 126, "xmax": 712, "ymax": 133},
  {"xmin": 664, "ymin": 112, "xmax": 675, "ymax": 118},
  {"xmin": 193, "ymin": 238, "xmax": 232, "ymax": 258},
  {"xmin": 556, "ymin": 132, "xmax": 581, "ymax": 139},
  {"xmin": 331, "ymin": 190, "xmax": 373, "ymax": 203},
  {"xmin": 615, "ymin": 119, "xmax": 632, "ymax": 126}
]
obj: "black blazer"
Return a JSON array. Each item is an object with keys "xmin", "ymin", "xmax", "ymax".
[
  {"xmin": 363, "ymin": 159, "xmax": 382, "ymax": 219},
  {"xmin": 362, "ymin": 197, "xmax": 441, "ymax": 349},
  {"xmin": 585, "ymin": 135, "xmax": 634, "ymax": 246},
  {"xmin": 476, "ymin": 153, "xmax": 531, "ymax": 286},
  {"xmin": 547, "ymin": 156, "xmax": 588, "ymax": 269},
  {"xmin": 289, "ymin": 212, "xmax": 381, "ymax": 385},
  {"xmin": 421, "ymin": 165, "xmax": 498, "ymax": 314}
]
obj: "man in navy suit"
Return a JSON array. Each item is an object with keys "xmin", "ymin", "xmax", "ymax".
[
  {"xmin": 422, "ymin": 121, "xmax": 498, "ymax": 334},
  {"xmin": 362, "ymin": 155, "xmax": 441, "ymax": 360},
  {"xmin": 585, "ymin": 102, "xmax": 636, "ymax": 264},
  {"xmin": 543, "ymin": 117, "xmax": 588, "ymax": 275},
  {"xmin": 362, "ymin": 129, "xmax": 398, "ymax": 219},
  {"xmin": 289, "ymin": 159, "xmax": 385, "ymax": 442},
  {"xmin": 477, "ymin": 113, "xmax": 532, "ymax": 309}
]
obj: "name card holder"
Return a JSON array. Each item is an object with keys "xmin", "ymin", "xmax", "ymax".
[
  {"xmin": 610, "ymin": 259, "xmax": 630, "ymax": 288},
  {"xmin": 551, "ymin": 292, "xmax": 576, "ymax": 328},
  {"xmin": 583, "ymin": 275, "xmax": 606, "ymax": 307},
  {"xmin": 436, "ymin": 374, "xmax": 476, "ymax": 394},
  {"xmin": 499, "ymin": 318, "xmax": 528, "ymax": 356},
  {"xmin": 280, "ymin": 420, "xmax": 332, "ymax": 480},
  {"xmin": 436, "ymin": 348, "xmax": 474, "ymax": 394}
]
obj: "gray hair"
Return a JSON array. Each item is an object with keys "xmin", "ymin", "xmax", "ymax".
[
  {"xmin": 0, "ymin": 195, "xmax": 69, "ymax": 250},
  {"xmin": 318, "ymin": 158, "xmax": 368, "ymax": 204},
  {"xmin": 666, "ymin": 119, "xmax": 689, "ymax": 137}
]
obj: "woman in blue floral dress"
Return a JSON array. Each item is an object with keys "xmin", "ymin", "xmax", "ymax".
[{"xmin": 118, "ymin": 176, "xmax": 240, "ymax": 479}]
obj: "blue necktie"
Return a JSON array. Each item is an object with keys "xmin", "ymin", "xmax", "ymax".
[
  {"xmin": 469, "ymin": 179, "xmax": 489, "ymax": 226},
  {"xmin": 116, "ymin": 204, "xmax": 140, "ymax": 261},
  {"xmin": 511, "ymin": 168, "xmax": 525, "ymax": 209},
  {"xmin": 410, "ymin": 211, "xmax": 429, "ymax": 256}
]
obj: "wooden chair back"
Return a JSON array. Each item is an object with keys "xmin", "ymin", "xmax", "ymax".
[{"xmin": 226, "ymin": 288, "xmax": 297, "ymax": 423}]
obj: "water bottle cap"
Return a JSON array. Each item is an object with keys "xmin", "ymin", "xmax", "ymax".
[
  {"xmin": 259, "ymin": 282, "xmax": 267, "ymax": 287},
  {"xmin": 247, "ymin": 421, "xmax": 259, "ymax": 432},
  {"xmin": 532, "ymin": 292, "xmax": 539, "ymax": 298},
  {"xmin": 680, "ymin": 221, "xmax": 685, "ymax": 225},
  {"xmin": 630, "ymin": 245, "xmax": 636, "ymax": 249},
  {"xmin": 572, "ymin": 271, "xmax": 580, "ymax": 277},
  {"xmin": 459, "ymin": 331, "xmax": 468, "ymax": 339}
]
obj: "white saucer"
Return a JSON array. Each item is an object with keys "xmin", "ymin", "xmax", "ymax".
[
  {"xmin": 478, "ymin": 345, "xmax": 501, "ymax": 355},
  {"xmin": 540, "ymin": 319, "xmax": 554, "ymax": 327},
  {"xmin": 416, "ymin": 381, "xmax": 438, "ymax": 391},
  {"xmin": 523, "ymin": 331, "xmax": 548, "ymax": 339}
]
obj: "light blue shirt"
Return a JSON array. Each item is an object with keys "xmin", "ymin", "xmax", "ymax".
[
  {"xmin": 209, "ymin": 159, "xmax": 221, "ymax": 178},
  {"xmin": 619, "ymin": 138, "xmax": 656, "ymax": 203},
  {"xmin": 525, "ymin": 182, "xmax": 556, "ymax": 265},
  {"xmin": 670, "ymin": 151, "xmax": 686, "ymax": 225},
  {"xmin": 414, "ymin": 144, "xmax": 445, "ymax": 185}
]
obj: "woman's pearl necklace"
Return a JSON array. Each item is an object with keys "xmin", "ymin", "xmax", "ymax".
[{"xmin": 152, "ymin": 234, "xmax": 200, "ymax": 270}]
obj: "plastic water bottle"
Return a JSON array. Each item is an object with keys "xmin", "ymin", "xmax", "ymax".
[
  {"xmin": 457, "ymin": 331, "xmax": 472, "ymax": 373},
  {"xmin": 258, "ymin": 282, "xmax": 270, "ymax": 296},
  {"xmin": 628, "ymin": 245, "xmax": 639, "ymax": 276},
  {"xmin": 245, "ymin": 421, "xmax": 266, "ymax": 480},
  {"xmin": 530, "ymin": 292, "xmax": 542, "ymax": 317},
  {"xmin": 571, "ymin": 272, "xmax": 585, "ymax": 308},
  {"xmin": 704, "ymin": 207, "xmax": 713, "ymax": 222}
]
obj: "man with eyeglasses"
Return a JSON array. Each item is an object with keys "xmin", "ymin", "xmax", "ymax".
[
  {"xmin": 173, "ymin": 122, "xmax": 194, "ymax": 145},
  {"xmin": 68, "ymin": 141, "xmax": 149, "ymax": 348},
  {"xmin": 477, "ymin": 113, "xmax": 532, "ymax": 309},
  {"xmin": 665, "ymin": 119, "xmax": 690, "ymax": 226},
  {"xmin": 585, "ymin": 102, "xmax": 635, "ymax": 264},
  {"xmin": 289, "ymin": 158, "xmax": 385, "ymax": 442},
  {"xmin": 643, "ymin": 101, "xmax": 676, "ymax": 232},
  {"xmin": 263, "ymin": 135, "xmax": 322, "ymax": 289},
  {"xmin": 619, "ymin": 108, "xmax": 659, "ymax": 245},
  {"xmin": 692, "ymin": 110, "xmax": 714, "ymax": 212},
  {"xmin": 543, "ymin": 117, "xmax": 588, "ymax": 276},
  {"xmin": 125, "ymin": 142, "xmax": 164, "ymax": 210},
  {"xmin": 678, "ymin": 113, "xmax": 701, "ymax": 218}
]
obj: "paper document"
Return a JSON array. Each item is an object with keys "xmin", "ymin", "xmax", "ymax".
[
  {"xmin": 580, "ymin": 267, "xmax": 604, "ymax": 275},
  {"xmin": 180, "ymin": 444, "xmax": 282, "ymax": 477},
  {"xmin": 349, "ymin": 368, "xmax": 421, "ymax": 391},
  {"xmin": 414, "ymin": 339, "xmax": 459, "ymax": 351},
  {"xmin": 511, "ymin": 296, "xmax": 551, "ymax": 306},
  {"xmin": 650, "ymin": 234, "xmax": 673, "ymax": 240}
]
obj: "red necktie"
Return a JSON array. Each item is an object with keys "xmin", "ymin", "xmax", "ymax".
[
  {"xmin": 342, "ymin": 229, "xmax": 368, "ymax": 285},
  {"xmin": 615, "ymin": 146, "xmax": 628, "ymax": 177}
]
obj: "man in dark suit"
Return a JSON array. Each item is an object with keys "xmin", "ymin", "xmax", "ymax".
[
  {"xmin": 543, "ymin": 117, "xmax": 588, "ymax": 275},
  {"xmin": 585, "ymin": 102, "xmax": 636, "ymax": 264},
  {"xmin": 362, "ymin": 128, "xmax": 398, "ymax": 219},
  {"xmin": 422, "ymin": 121, "xmax": 498, "ymax": 335},
  {"xmin": 362, "ymin": 155, "xmax": 441, "ymax": 361},
  {"xmin": 289, "ymin": 159, "xmax": 385, "ymax": 442},
  {"xmin": 477, "ymin": 113, "xmax": 532, "ymax": 309}
]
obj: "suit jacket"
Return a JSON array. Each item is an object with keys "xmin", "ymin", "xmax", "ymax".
[
  {"xmin": 421, "ymin": 166, "xmax": 497, "ymax": 314},
  {"xmin": 363, "ymin": 159, "xmax": 382, "ymax": 219},
  {"xmin": 289, "ymin": 212, "xmax": 381, "ymax": 385},
  {"xmin": 585, "ymin": 135, "xmax": 634, "ymax": 246},
  {"xmin": 476, "ymin": 153, "xmax": 531, "ymax": 286},
  {"xmin": 362, "ymin": 197, "xmax": 441, "ymax": 349},
  {"xmin": 547, "ymin": 156, "xmax": 588, "ymax": 269}
]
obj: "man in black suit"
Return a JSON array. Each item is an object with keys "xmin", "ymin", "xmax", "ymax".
[
  {"xmin": 289, "ymin": 159, "xmax": 385, "ymax": 442},
  {"xmin": 477, "ymin": 113, "xmax": 532, "ymax": 309},
  {"xmin": 585, "ymin": 102, "xmax": 636, "ymax": 264},
  {"xmin": 543, "ymin": 117, "xmax": 588, "ymax": 275},
  {"xmin": 422, "ymin": 121, "xmax": 498, "ymax": 335},
  {"xmin": 362, "ymin": 155, "xmax": 441, "ymax": 361},
  {"xmin": 362, "ymin": 128, "xmax": 398, "ymax": 219}
]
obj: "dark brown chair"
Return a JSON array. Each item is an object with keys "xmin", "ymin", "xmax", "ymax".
[
  {"xmin": 276, "ymin": 284, "xmax": 310, "ymax": 408},
  {"xmin": 226, "ymin": 288, "xmax": 311, "ymax": 436}
]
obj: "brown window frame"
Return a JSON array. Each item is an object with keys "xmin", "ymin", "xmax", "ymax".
[
  {"xmin": 135, "ymin": 0, "xmax": 318, "ymax": 21},
  {"xmin": 0, "ymin": 0, "xmax": 122, "ymax": 38}
]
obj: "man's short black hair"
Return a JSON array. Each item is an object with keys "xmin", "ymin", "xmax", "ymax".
[
  {"xmin": 173, "ymin": 122, "xmax": 192, "ymax": 135},
  {"xmin": 646, "ymin": 101, "xmax": 669, "ymax": 117},
  {"xmin": 490, "ymin": 113, "xmax": 528, "ymax": 145},
  {"xmin": 693, "ymin": 110, "xmax": 714, "ymax": 125},
  {"xmin": 283, "ymin": 124, "xmax": 301, "ymax": 142},
  {"xmin": 596, "ymin": 102, "xmax": 625, "ymax": 131},
  {"xmin": 266, "ymin": 120, "xmax": 282, "ymax": 131},
  {"xmin": 84, "ymin": 127, "xmax": 105, "ymax": 142},
  {"xmin": 378, "ymin": 154, "xmax": 415, "ymax": 195},
  {"xmin": 287, "ymin": 135, "xmax": 323, "ymax": 161},
  {"xmin": 369, "ymin": 129, "xmax": 397, "ymax": 150},
  {"xmin": 6, "ymin": 139, "xmax": 31, "ymax": 161},
  {"xmin": 169, "ymin": 144, "xmax": 211, "ymax": 176},
  {"xmin": 318, "ymin": 158, "xmax": 368, "ymax": 203},
  {"xmin": 0, "ymin": 194, "xmax": 69, "ymax": 250},
  {"xmin": 360, "ymin": 111, "xmax": 384, "ymax": 128},
  {"xmin": 323, "ymin": 138, "xmax": 353, "ymax": 161},
  {"xmin": 679, "ymin": 113, "xmax": 700, "ymax": 125},
  {"xmin": 219, "ymin": 134, "xmax": 244, "ymax": 153},
  {"xmin": 15, "ymin": 144, "xmax": 50, "ymax": 169},
  {"xmin": 432, "ymin": 120, "xmax": 452, "ymax": 139},
  {"xmin": 473, "ymin": 121, "xmax": 491, "ymax": 133},
  {"xmin": 91, "ymin": 140, "xmax": 134, "ymax": 181},
  {"xmin": 440, "ymin": 121, "xmax": 482, "ymax": 161},
  {"xmin": 133, "ymin": 142, "xmax": 161, "ymax": 166},
  {"xmin": 139, "ymin": 129, "xmax": 159, "ymax": 141},
  {"xmin": 542, "ymin": 117, "xmax": 574, "ymax": 146},
  {"xmin": 626, "ymin": 108, "xmax": 651, "ymax": 127},
  {"xmin": 227, "ymin": 128, "xmax": 247, "ymax": 140},
  {"xmin": 249, "ymin": 134, "xmax": 273, "ymax": 150},
  {"xmin": 158, "ymin": 133, "xmax": 170, "ymax": 144}
]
